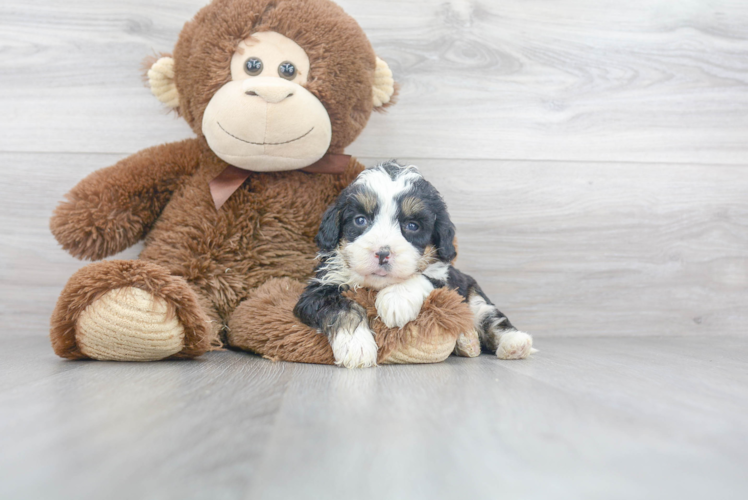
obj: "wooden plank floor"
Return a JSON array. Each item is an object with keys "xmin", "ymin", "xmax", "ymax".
[{"xmin": 1, "ymin": 335, "xmax": 747, "ymax": 500}]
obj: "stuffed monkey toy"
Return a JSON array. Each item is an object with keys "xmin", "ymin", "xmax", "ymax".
[{"xmin": 49, "ymin": 0, "xmax": 484, "ymax": 366}]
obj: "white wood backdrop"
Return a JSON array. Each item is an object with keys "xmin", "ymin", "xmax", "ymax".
[{"xmin": 1, "ymin": 0, "xmax": 747, "ymax": 338}]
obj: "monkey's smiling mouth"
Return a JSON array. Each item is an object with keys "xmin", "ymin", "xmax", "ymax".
[{"xmin": 217, "ymin": 122, "xmax": 314, "ymax": 146}]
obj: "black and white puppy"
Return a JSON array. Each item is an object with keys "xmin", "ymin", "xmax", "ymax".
[{"xmin": 294, "ymin": 161, "xmax": 533, "ymax": 368}]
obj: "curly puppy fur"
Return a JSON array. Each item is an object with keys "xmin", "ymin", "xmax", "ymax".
[{"xmin": 292, "ymin": 161, "xmax": 533, "ymax": 364}]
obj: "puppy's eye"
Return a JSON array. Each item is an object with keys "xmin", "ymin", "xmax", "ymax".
[
  {"xmin": 245, "ymin": 57, "xmax": 263, "ymax": 76},
  {"xmin": 354, "ymin": 216, "xmax": 368, "ymax": 227},
  {"xmin": 278, "ymin": 61, "xmax": 296, "ymax": 80},
  {"xmin": 405, "ymin": 222, "xmax": 420, "ymax": 232}
]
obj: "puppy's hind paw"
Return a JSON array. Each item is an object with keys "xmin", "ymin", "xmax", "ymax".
[
  {"xmin": 496, "ymin": 330, "xmax": 534, "ymax": 360},
  {"xmin": 331, "ymin": 323, "xmax": 378, "ymax": 369}
]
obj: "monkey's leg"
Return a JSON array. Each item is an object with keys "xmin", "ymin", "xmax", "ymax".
[
  {"xmin": 51, "ymin": 260, "xmax": 219, "ymax": 361},
  {"xmin": 226, "ymin": 278, "xmax": 337, "ymax": 365}
]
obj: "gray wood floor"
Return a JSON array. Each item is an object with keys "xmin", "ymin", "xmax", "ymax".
[
  {"xmin": 1, "ymin": 335, "xmax": 747, "ymax": 500},
  {"xmin": 2, "ymin": 0, "xmax": 748, "ymax": 498}
]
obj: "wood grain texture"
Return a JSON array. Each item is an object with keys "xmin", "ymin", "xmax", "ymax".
[
  {"xmin": 2, "ymin": 1, "xmax": 746, "ymax": 338},
  {"xmin": 1, "ymin": 152, "xmax": 746, "ymax": 339},
  {"xmin": 417, "ymin": 159, "xmax": 748, "ymax": 338},
  {"xmin": 1, "ymin": 0, "xmax": 748, "ymax": 163},
  {"xmin": 1, "ymin": 336, "xmax": 747, "ymax": 499}
]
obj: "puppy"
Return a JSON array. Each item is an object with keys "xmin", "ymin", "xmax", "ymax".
[{"xmin": 294, "ymin": 161, "xmax": 533, "ymax": 368}]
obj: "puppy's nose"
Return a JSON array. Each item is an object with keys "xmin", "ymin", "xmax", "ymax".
[
  {"xmin": 376, "ymin": 248, "xmax": 391, "ymax": 266},
  {"xmin": 242, "ymin": 78, "xmax": 295, "ymax": 103}
]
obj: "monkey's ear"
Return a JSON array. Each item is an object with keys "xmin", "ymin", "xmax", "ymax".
[
  {"xmin": 315, "ymin": 203, "xmax": 342, "ymax": 252},
  {"xmin": 147, "ymin": 56, "xmax": 180, "ymax": 109},
  {"xmin": 372, "ymin": 57, "xmax": 397, "ymax": 110}
]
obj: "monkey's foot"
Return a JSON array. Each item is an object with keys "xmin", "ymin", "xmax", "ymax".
[
  {"xmin": 76, "ymin": 287, "xmax": 185, "ymax": 361},
  {"xmin": 51, "ymin": 260, "xmax": 214, "ymax": 360}
]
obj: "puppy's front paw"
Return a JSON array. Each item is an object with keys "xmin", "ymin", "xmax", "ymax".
[
  {"xmin": 496, "ymin": 330, "xmax": 534, "ymax": 360},
  {"xmin": 331, "ymin": 322, "xmax": 378, "ymax": 369},
  {"xmin": 375, "ymin": 277, "xmax": 432, "ymax": 328}
]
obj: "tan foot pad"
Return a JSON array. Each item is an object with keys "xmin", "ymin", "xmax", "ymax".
[
  {"xmin": 380, "ymin": 323, "xmax": 457, "ymax": 365},
  {"xmin": 77, "ymin": 287, "xmax": 185, "ymax": 361},
  {"xmin": 382, "ymin": 340, "xmax": 455, "ymax": 364},
  {"xmin": 454, "ymin": 328, "xmax": 481, "ymax": 358}
]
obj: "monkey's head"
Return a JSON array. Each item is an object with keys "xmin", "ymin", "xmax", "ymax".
[{"xmin": 146, "ymin": 0, "xmax": 396, "ymax": 172}]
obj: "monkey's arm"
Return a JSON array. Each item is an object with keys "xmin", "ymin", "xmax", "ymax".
[{"xmin": 50, "ymin": 139, "xmax": 202, "ymax": 261}]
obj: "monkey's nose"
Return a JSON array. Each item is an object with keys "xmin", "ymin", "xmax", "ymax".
[{"xmin": 242, "ymin": 78, "xmax": 295, "ymax": 103}]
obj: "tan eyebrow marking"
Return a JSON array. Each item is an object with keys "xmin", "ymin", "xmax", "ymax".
[
  {"xmin": 401, "ymin": 196, "xmax": 425, "ymax": 217},
  {"xmin": 354, "ymin": 190, "xmax": 378, "ymax": 214}
]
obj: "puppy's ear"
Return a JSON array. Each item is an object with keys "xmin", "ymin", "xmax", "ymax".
[
  {"xmin": 434, "ymin": 210, "xmax": 457, "ymax": 262},
  {"xmin": 315, "ymin": 203, "xmax": 342, "ymax": 252}
]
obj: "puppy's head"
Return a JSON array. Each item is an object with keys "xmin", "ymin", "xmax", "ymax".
[{"xmin": 316, "ymin": 161, "xmax": 456, "ymax": 290}]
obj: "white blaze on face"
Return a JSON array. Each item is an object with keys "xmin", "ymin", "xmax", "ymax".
[{"xmin": 342, "ymin": 167, "xmax": 425, "ymax": 290}]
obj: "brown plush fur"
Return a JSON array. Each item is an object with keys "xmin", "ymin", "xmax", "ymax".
[
  {"xmin": 173, "ymin": 0, "xmax": 377, "ymax": 153},
  {"xmin": 50, "ymin": 140, "xmax": 363, "ymax": 357},
  {"xmin": 49, "ymin": 0, "xmax": 475, "ymax": 363},
  {"xmin": 227, "ymin": 278, "xmax": 473, "ymax": 365}
]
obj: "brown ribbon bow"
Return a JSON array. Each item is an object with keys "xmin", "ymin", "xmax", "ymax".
[{"xmin": 208, "ymin": 153, "xmax": 351, "ymax": 210}]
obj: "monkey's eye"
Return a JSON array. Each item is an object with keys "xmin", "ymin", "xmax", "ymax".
[
  {"xmin": 244, "ymin": 57, "xmax": 263, "ymax": 76},
  {"xmin": 405, "ymin": 222, "xmax": 420, "ymax": 232},
  {"xmin": 354, "ymin": 216, "xmax": 368, "ymax": 227},
  {"xmin": 278, "ymin": 61, "xmax": 296, "ymax": 80}
]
